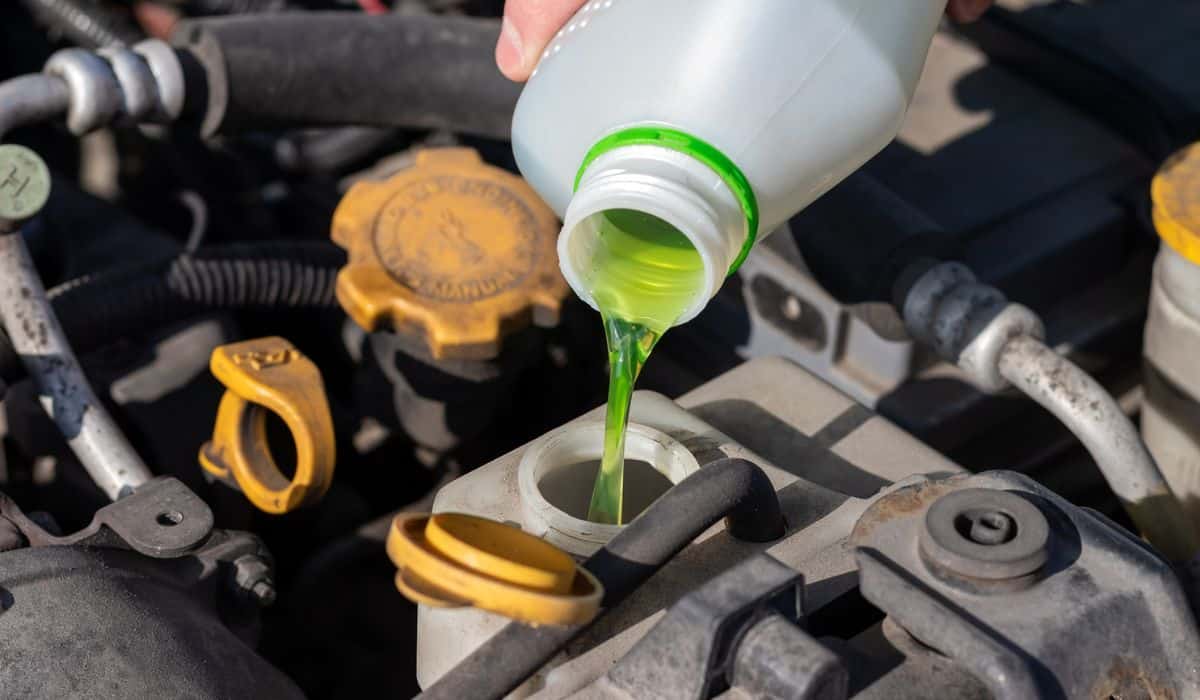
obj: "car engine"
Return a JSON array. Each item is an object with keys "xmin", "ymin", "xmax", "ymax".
[{"xmin": 1, "ymin": 1, "xmax": 1199, "ymax": 697}]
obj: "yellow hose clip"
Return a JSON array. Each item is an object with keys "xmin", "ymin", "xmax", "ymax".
[
  {"xmin": 387, "ymin": 512, "xmax": 602, "ymax": 626},
  {"xmin": 199, "ymin": 337, "xmax": 335, "ymax": 514}
]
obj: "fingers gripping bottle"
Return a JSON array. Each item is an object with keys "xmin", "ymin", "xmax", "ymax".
[{"xmin": 513, "ymin": 0, "xmax": 948, "ymax": 324}]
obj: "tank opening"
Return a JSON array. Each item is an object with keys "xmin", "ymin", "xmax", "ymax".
[{"xmin": 538, "ymin": 458, "xmax": 673, "ymax": 522}]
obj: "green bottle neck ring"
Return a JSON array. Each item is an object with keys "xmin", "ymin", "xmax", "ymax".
[{"xmin": 573, "ymin": 127, "xmax": 760, "ymax": 276}]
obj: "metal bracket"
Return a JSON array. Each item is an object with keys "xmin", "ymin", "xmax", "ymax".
[
  {"xmin": 602, "ymin": 554, "xmax": 844, "ymax": 700},
  {"xmin": 850, "ymin": 471, "xmax": 1200, "ymax": 698},
  {"xmin": 0, "ymin": 476, "xmax": 213, "ymax": 558}
]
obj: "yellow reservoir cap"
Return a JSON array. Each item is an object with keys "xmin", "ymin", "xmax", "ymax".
[
  {"xmin": 386, "ymin": 512, "xmax": 602, "ymax": 626},
  {"xmin": 332, "ymin": 148, "xmax": 568, "ymax": 361},
  {"xmin": 199, "ymin": 337, "xmax": 335, "ymax": 514},
  {"xmin": 1153, "ymin": 142, "xmax": 1200, "ymax": 266}
]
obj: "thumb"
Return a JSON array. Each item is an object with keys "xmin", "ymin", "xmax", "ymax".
[
  {"xmin": 947, "ymin": 0, "xmax": 993, "ymax": 22},
  {"xmin": 497, "ymin": 0, "xmax": 589, "ymax": 82}
]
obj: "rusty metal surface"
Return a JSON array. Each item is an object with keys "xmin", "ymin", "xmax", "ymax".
[
  {"xmin": 851, "ymin": 471, "xmax": 1200, "ymax": 700},
  {"xmin": 0, "ymin": 230, "xmax": 152, "ymax": 499},
  {"xmin": 997, "ymin": 334, "xmax": 1198, "ymax": 561}
]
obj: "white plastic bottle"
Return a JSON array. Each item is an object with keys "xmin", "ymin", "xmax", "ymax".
[{"xmin": 512, "ymin": 0, "xmax": 948, "ymax": 327}]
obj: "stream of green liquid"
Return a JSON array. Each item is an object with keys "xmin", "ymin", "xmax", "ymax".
[{"xmin": 584, "ymin": 210, "xmax": 705, "ymax": 525}]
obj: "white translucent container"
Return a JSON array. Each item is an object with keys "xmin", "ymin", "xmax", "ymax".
[
  {"xmin": 417, "ymin": 405, "xmax": 702, "ymax": 691},
  {"xmin": 415, "ymin": 361, "xmax": 967, "ymax": 694},
  {"xmin": 512, "ymin": 0, "xmax": 948, "ymax": 325},
  {"xmin": 1144, "ymin": 247, "xmax": 1200, "ymax": 533},
  {"xmin": 517, "ymin": 421, "xmax": 701, "ymax": 556}
]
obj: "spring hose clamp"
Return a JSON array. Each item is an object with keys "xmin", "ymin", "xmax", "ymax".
[{"xmin": 199, "ymin": 337, "xmax": 335, "ymax": 514}]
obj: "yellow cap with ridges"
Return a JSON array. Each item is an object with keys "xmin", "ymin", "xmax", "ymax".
[
  {"xmin": 1153, "ymin": 142, "xmax": 1200, "ymax": 266},
  {"xmin": 332, "ymin": 148, "xmax": 567, "ymax": 361},
  {"xmin": 386, "ymin": 512, "xmax": 602, "ymax": 626}
]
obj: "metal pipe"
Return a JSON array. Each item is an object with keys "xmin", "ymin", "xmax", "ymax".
[
  {"xmin": 1, "ymin": 74, "xmax": 151, "ymax": 499},
  {"xmin": 0, "ymin": 232, "xmax": 153, "ymax": 499},
  {"xmin": 899, "ymin": 260, "xmax": 1198, "ymax": 560},
  {"xmin": 997, "ymin": 334, "xmax": 1200, "ymax": 561},
  {"xmin": 420, "ymin": 457, "xmax": 786, "ymax": 700},
  {"xmin": 0, "ymin": 75, "xmax": 71, "ymax": 142}
]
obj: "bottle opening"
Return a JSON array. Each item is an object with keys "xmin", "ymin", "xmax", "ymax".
[{"xmin": 569, "ymin": 208, "xmax": 706, "ymax": 335}]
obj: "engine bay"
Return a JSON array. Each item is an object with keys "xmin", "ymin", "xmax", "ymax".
[{"xmin": 1, "ymin": 1, "xmax": 1199, "ymax": 697}]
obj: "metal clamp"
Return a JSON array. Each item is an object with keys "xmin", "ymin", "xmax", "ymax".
[
  {"xmin": 900, "ymin": 260, "xmax": 1044, "ymax": 392},
  {"xmin": 199, "ymin": 337, "xmax": 335, "ymax": 514},
  {"xmin": 42, "ymin": 39, "xmax": 184, "ymax": 135}
]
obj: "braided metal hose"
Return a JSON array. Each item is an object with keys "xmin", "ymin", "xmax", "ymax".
[{"xmin": 20, "ymin": 0, "xmax": 141, "ymax": 49}]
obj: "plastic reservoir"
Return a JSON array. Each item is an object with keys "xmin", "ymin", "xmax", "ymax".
[
  {"xmin": 417, "ymin": 394, "xmax": 709, "ymax": 691},
  {"xmin": 415, "ymin": 359, "xmax": 966, "ymax": 695}
]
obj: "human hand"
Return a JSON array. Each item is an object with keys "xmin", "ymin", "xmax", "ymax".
[{"xmin": 496, "ymin": 0, "xmax": 995, "ymax": 82}]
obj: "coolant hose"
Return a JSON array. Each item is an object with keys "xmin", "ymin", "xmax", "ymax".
[
  {"xmin": 419, "ymin": 458, "xmax": 786, "ymax": 700},
  {"xmin": 173, "ymin": 12, "xmax": 520, "ymax": 140},
  {"xmin": 0, "ymin": 241, "xmax": 346, "ymax": 384},
  {"xmin": 792, "ymin": 171, "xmax": 954, "ymax": 304}
]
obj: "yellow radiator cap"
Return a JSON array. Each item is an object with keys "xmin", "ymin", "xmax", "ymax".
[
  {"xmin": 332, "ymin": 148, "xmax": 567, "ymax": 360},
  {"xmin": 1153, "ymin": 142, "xmax": 1200, "ymax": 266},
  {"xmin": 387, "ymin": 512, "xmax": 602, "ymax": 626}
]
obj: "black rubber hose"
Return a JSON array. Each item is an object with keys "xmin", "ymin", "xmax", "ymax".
[
  {"xmin": 173, "ymin": 12, "xmax": 520, "ymax": 140},
  {"xmin": 0, "ymin": 241, "xmax": 346, "ymax": 384},
  {"xmin": 791, "ymin": 171, "xmax": 958, "ymax": 304},
  {"xmin": 419, "ymin": 458, "xmax": 786, "ymax": 700},
  {"xmin": 19, "ymin": 0, "xmax": 142, "ymax": 49}
]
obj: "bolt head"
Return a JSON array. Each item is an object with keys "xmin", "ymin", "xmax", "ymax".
[{"xmin": 919, "ymin": 488, "xmax": 1050, "ymax": 584}]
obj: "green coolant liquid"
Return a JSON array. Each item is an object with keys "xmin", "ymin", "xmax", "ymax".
[{"xmin": 584, "ymin": 209, "xmax": 704, "ymax": 524}]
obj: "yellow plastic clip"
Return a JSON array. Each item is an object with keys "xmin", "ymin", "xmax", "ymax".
[
  {"xmin": 387, "ymin": 512, "xmax": 602, "ymax": 626},
  {"xmin": 199, "ymin": 337, "xmax": 335, "ymax": 514}
]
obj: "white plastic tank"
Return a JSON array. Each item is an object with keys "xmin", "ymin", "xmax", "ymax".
[
  {"xmin": 512, "ymin": 0, "xmax": 948, "ymax": 325},
  {"xmin": 1143, "ymin": 142, "xmax": 1200, "ymax": 533},
  {"xmin": 413, "ymin": 361, "xmax": 967, "ymax": 695},
  {"xmin": 417, "ymin": 402, "xmax": 703, "ymax": 692}
]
